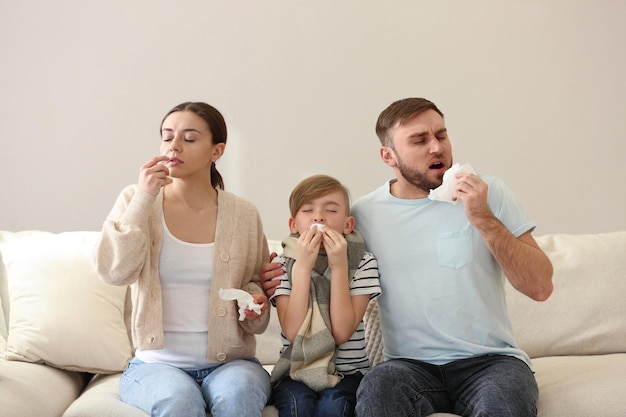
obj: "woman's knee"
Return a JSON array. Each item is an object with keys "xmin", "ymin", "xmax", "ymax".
[
  {"xmin": 212, "ymin": 360, "xmax": 270, "ymax": 397},
  {"xmin": 204, "ymin": 360, "xmax": 271, "ymax": 416},
  {"xmin": 120, "ymin": 363, "xmax": 205, "ymax": 417}
]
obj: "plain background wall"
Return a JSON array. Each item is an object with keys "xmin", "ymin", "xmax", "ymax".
[{"xmin": 1, "ymin": 1, "xmax": 625, "ymax": 240}]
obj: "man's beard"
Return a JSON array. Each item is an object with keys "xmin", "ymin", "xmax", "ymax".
[{"xmin": 395, "ymin": 153, "xmax": 449, "ymax": 193}]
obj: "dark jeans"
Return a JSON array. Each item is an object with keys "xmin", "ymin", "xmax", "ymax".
[
  {"xmin": 272, "ymin": 372, "xmax": 363, "ymax": 417},
  {"xmin": 355, "ymin": 355, "xmax": 538, "ymax": 417}
]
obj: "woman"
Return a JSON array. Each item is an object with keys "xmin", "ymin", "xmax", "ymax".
[{"xmin": 94, "ymin": 102, "xmax": 271, "ymax": 417}]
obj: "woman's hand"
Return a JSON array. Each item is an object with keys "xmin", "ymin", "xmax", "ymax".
[
  {"xmin": 243, "ymin": 293, "xmax": 268, "ymax": 320},
  {"xmin": 138, "ymin": 155, "xmax": 170, "ymax": 196}
]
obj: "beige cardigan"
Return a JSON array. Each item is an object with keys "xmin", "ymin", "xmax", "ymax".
[{"xmin": 94, "ymin": 184, "xmax": 270, "ymax": 364}]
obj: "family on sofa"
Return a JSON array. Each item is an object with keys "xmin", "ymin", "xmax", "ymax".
[{"xmin": 2, "ymin": 97, "xmax": 625, "ymax": 417}]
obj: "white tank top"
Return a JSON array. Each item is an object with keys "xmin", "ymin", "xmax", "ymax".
[{"xmin": 135, "ymin": 216, "xmax": 215, "ymax": 369}]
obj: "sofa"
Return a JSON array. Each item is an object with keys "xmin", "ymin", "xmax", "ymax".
[{"xmin": 1, "ymin": 229, "xmax": 625, "ymax": 417}]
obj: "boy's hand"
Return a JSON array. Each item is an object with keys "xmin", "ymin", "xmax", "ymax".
[
  {"xmin": 296, "ymin": 227, "xmax": 322, "ymax": 271},
  {"xmin": 322, "ymin": 228, "xmax": 349, "ymax": 271}
]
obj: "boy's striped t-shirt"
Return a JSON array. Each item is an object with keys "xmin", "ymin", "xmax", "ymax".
[{"xmin": 269, "ymin": 252, "xmax": 381, "ymax": 375}]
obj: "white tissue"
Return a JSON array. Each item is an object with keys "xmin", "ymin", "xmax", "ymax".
[
  {"xmin": 428, "ymin": 163, "xmax": 476, "ymax": 204},
  {"xmin": 218, "ymin": 288, "xmax": 263, "ymax": 321},
  {"xmin": 310, "ymin": 223, "xmax": 325, "ymax": 233}
]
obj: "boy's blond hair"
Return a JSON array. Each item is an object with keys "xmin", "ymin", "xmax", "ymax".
[{"xmin": 289, "ymin": 175, "xmax": 351, "ymax": 217}]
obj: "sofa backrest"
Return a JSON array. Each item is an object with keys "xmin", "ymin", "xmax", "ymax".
[
  {"xmin": 268, "ymin": 232, "xmax": 626, "ymax": 363},
  {"xmin": 0, "ymin": 231, "xmax": 286, "ymax": 369},
  {"xmin": 506, "ymin": 231, "xmax": 626, "ymax": 358},
  {"xmin": 3, "ymin": 231, "xmax": 625, "ymax": 369},
  {"xmin": 0, "ymin": 230, "xmax": 132, "ymax": 373}
]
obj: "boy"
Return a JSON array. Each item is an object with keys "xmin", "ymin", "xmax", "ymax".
[{"xmin": 269, "ymin": 175, "xmax": 381, "ymax": 417}]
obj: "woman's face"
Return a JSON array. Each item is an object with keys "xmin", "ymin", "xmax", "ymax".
[{"xmin": 160, "ymin": 110, "xmax": 224, "ymax": 179}]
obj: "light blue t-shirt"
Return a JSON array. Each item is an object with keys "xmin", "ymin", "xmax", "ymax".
[{"xmin": 351, "ymin": 175, "xmax": 534, "ymax": 369}]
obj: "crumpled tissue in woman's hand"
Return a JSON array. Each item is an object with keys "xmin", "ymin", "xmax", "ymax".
[{"xmin": 218, "ymin": 288, "xmax": 263, "ymax": 321}]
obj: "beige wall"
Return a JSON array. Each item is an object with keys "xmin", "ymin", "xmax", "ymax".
[{"xmin": 1, "ymin": 1, "xmax": 625, "ymax": 239}]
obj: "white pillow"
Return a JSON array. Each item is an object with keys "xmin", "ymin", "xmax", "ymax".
[
  {"xmin": 1, "ymin": 231, "xmax": 132, "ymax": 373},
  {"xmin": 0, "ymin": 230, "xmax": 44, "ymax": 353},
  {"xmin": 506, "ymin": 231, "xmax": 626, "ymax": 358},
  {"xmin": 0, "ymin": 250, "xmax": 7, "ymax": 352}
]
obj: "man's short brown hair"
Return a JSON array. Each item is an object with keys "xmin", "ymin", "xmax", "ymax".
[{"xmin": 375, "ymin": 98, "xmax": 444, "ymax": 147}]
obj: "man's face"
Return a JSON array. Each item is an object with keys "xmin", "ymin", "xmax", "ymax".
[{"xmin": 381, "ymin": 109, "xmax": 453, "ymax": 197}]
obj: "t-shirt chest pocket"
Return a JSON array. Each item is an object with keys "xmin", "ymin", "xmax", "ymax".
[{"xmin": 437, "ymin": 230, "xmax": 474, "ymax": 269}]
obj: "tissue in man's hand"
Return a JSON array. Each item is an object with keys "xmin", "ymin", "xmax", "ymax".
[
  {"xmin": 218, "ymin": 288, "xmax": 263, "ymax": 321},
  {"xmin": 428, "ymin": 163, "xmax": 476, "ymax": 204}
]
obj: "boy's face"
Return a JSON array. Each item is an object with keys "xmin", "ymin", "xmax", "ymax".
[{"xmin": 289, "ymin": 189, "xmax": 354, "ymax": 236}]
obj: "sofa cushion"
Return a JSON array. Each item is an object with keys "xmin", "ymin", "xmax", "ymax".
[
  {"xmin": 0, "ymin": 231, "xmax": 57, "ymax": 352},
  {"xmin": 255, "ymin": 239, "xmax": 285, "ymax": 367},
  {"xmin": 0, "ymin": 251, "xmax": 8, "ymax": 353},
  {"xmin": 0, "ymin": 359, "xmax": 87, "ymax": 417},
  {"xmin": 0, "ymin": 231, "xmax": 132, "ymax": 373},
  {"xmin": 506, "ymin": 231, "xmax": 626, "ymax": 358},
  {"xmin": 533, "ymin": 353, "xmax": 626, "ymax": 417},
  {"xmin": 63, "ymin": 373, "xmax": 148, "ymax": 417},
  {"xmin": 256, "ymin": 307, "xmax": 283, "ymax": 366}
]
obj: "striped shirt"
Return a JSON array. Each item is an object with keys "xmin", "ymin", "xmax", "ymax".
[{"xmin": 269, "ymin": 252, "xmax": 381, "ymax": 375}]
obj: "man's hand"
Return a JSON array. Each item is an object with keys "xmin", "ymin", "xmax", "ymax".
[{"xmin": 453, "ymin": 173, "xmax": 493, "ymax": 227}]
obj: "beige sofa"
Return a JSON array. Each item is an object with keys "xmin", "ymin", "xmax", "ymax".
[{"xmin": 1, "ymin": 230, "xmax": 625, "ymax": 417}]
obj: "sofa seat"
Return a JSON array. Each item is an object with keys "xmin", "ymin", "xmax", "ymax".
[
  {"xmin": 533, "ymin": 353, "xmax": 626, "ymax": 417},
  {"xmin": 62, "ymin": 373, "xmax": 146, "ymax": 417}
]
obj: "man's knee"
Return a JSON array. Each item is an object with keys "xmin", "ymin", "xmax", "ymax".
[{"xmin": 357, "ymin": 361, "xmax": 415, "ymax": 407}]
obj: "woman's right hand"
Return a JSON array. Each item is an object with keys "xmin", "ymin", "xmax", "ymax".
[{"xmin": 139, "ymin": 156, "xmax": 170, "ymax": 196}]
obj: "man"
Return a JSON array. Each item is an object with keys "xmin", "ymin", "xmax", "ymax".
[{"xmin": 262, "ymin": 97, "xmax": 553, "ymax": 417}]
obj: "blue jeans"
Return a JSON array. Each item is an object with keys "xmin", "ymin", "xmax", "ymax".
[
  {"xmin": 272, "ymin": 372, "xmax": 363, "ymax": 417},
  {"xmin": 120, "ymin": 357, "xmax": 271, "ymax": 417},
  {"xmin": 355, "ymin": 355, "xmax": 538, "ymax": 417}
]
